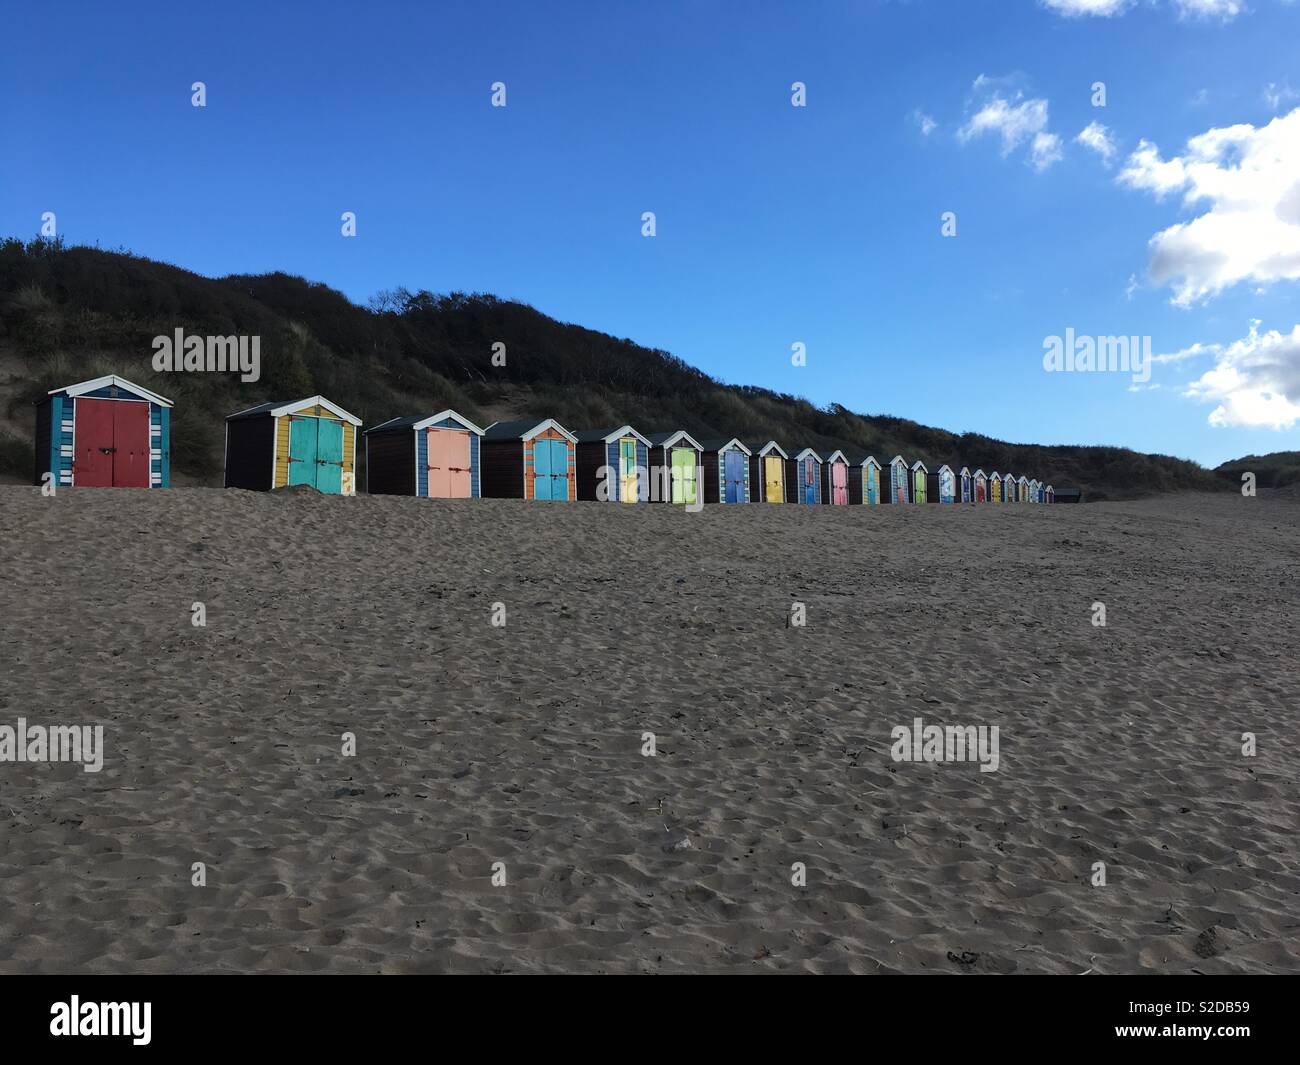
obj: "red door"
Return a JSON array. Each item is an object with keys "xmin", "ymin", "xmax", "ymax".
[
  {"xmin": 112, "ymin": 401, "xmax": 150, "ymax": 487},
  {"xmin": 75, "ymin": 399, "xmax": 150, "ymax": 487},
  {"xmin": 75, "ymin": 399, "xmax": 116, "ymax": 487}
]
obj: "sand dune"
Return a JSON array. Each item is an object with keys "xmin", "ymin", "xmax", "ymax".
[{"xmin": 0, "ymin": 486, "xmax": 1296, "ymax": 973}]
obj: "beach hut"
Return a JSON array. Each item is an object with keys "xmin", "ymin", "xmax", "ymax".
[
  {"xmin": 1007, "ymin": 474, "xmax": 1019, "ymax": 502},
  {"xmin": 646, "ymin": 431, "xmax": 704, "ymax": 505},
  {"xmin": 1019, "ymin": 475, "xmax": 1031, "ymax": 503},
  {"xmin": 909, "ymin": 460, "xmax": 928, "ymax": 504},
  {"xmin": 574, "ymin": 426, "xmax": 649, "ymax": 503},
  {"xmin": 888, "ymin": 456, "xmax": 910, "ymax": 504},
  {"xmin": 786, "ymin": 448, "xmax": 823, "ymax": 504},
  {"xmin": 1028, "ymin": 478, "xmax": 1040, "ymax": 504},
  {"xmin": 363, "ymin": 410, "xmax": 483, "ymax": 498},
  {"xmin": 959, "ymin": 467, "xmax": 972, "ymax": 503},
  {"xmin": 932, "ymin": 464, "xmax": 957, "ymax": 503},
  {"xmin": 821, "ymin": 450, "xmax": 850, "ymax": 505},
  {"xmin": 699, "ymin": 437, "xmax": 751, "ymax": 504},
  {"xmin": 224, "ymin": 395, "xmax": 361, "ymax": 494},
  {"xmin": 35, "ymin": 375, "xmax": 172, "ymax": 489},
  {"xmin": 846, "ymin": 454, "xmax": 882, "ymax": 504},
  {"xmin": 862, "ymin": 455, "xmax": 884, "ymax": 504},
  {"xmin": 989, "ymin": 470, "xmax": 1002, "ymax": 502},
  {"xmin": 747, "ymin": 441, "xmax": 787, "ymax": 503},
  {"xmin": 481, "ymin": 418, "xmax": 577, "ymax": 501},
  {"xmin": 973, "ymin": 469, "xmax": 988, "ymax": 503},
  {"xmin": 1046, "ymin": 485, "xmax": 1055, "ymax": 504}
]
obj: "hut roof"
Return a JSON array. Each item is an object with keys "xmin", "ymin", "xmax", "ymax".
[
  {"xmin": 51, "ymin": 374, "xmax": 173, "ymax": 407},
  {"xmin": 697, "ymin": 437, "xmax": 752, "ymax": 455},
  {"xmin": 645, "ymin": 430, "xmax": 703, "ymax": 451},
  {"xmin": 889, "ymin": 454, "xmax": 908, "ymax": 468},
  {"xmin": 227, "ymin": 395, "xmax": 361, "ymax": 425},
  {"xmin": 366, "ymin": 410, "xmax": 484, "ymax": 436},
  {"xmin": 793, "ymin": 447, "xmax": 823, "ymax": 462},
  {"xmin": 747, "ymin": 440, "xmax": 788, "ymax": 459},
  {"xmin": 483, "ymin": 418, "xmax": 577, "ymax": 443},
  {"xmin": 911, "ymin": 459, "xmax": 928, "ymax": 473},
  {"xmin": 572, "ymin": 425, "xmax": 650, "ymax": 445},
  {"xmin": 823, "ymin": 449, "xmax": 848, "ymax": 464}
]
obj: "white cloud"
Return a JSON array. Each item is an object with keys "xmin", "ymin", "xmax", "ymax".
[
  {"xmin": 960, "ymin": 96, "xmax": 1049, "ymax": 154},
  {"xmin": 959, "ymin": 80, "xmax": 1061, "ymax": 171},
  {"xmin": 1040, "ymin": 0, "xmax": 1132, "ymax": 15},
  {"xmin": 1264, "ymin": 82, "xmax": 1299, "ymax": 112},
  {"xmin": 1172, "ymin": 0, "xmax": 1245, "ymax": 20},
  {"xmin": 1183, "ymin": 321, "xmax": 1300, "ymax": 429},
  {"xmin": 1030, "ymin": 131, "xmax": 1063, "ymax": 171},
  {"xmin": 1076, "ymin": 121, "xmax": 1118, "ymax": 165},
  {"xmin": 1041, "ymin": 0, "xmax": 1244, "ymax": 18},
  {"xmin": 913, "ymin": 109, "xmax": 937, "ymax": 136},
  {"xmin": 1118, "ymin": 107, "xmax": 1300, "ymax": 306}
]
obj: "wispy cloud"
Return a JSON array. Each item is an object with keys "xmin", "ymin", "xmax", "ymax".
[
  {"xmin": 958, "ymin": 76, "xmax": 1061, "ymax": 172},
  {"xmin": 1076, "ymin": 121, "xmax": 1118, "ymax": 165}
]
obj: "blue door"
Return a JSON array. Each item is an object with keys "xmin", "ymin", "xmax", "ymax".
[
  {"xmin": 533, "ymin": 438, "xmax": 567, "ymax": 500},
  {"xmin": 803, "ymin": 458, "xmax": 817, "ymax": 504},
  {"xmin": 723, "ymin": 450, "xmax": 745, "ymax": 503}
]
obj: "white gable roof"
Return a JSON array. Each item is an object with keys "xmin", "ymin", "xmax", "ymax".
[
  {"xmin": 269, "ymin": 396, "xmax": 362, "ymax": 425},
  {"xmin": 754, "ymin": 441, "xmax": 788, "ymax": 459},
  {"xmin": 794, "ymin": 447, "xmax": 823, "ymax": 462},
  {"xmin": 824, "ymin": 449, "xmax": 848, "ymax": 464},
  {"xmin": 653, "ymin": 430, "xmax": 703, "ymax": 451},
  {"xmin": 53, "ymin": 374, "xmax": 173, "ymax": 407},
  {"xmin": 412, "ymin": 409, "xmax": 485, "ymax": 435}
]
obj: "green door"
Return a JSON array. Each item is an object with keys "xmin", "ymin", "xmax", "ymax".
[
  {"xmin": 671, "ymin": 447, "xmax": 696, "ymax": 505},
  {"xmin": 316, "ymin": 418, "xmax": 344, "ymax": 494},
  {"xmin": 287, "ymin": 417, "xmax": 318, "ymax": 486}
]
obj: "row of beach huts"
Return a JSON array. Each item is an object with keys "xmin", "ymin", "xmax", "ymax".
[{"xmin": 34, "ymin": 376, "xmax": 1058, "ymax": 505}]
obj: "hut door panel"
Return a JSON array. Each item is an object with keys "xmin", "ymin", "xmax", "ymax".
[
  {"xmin": 74, "ymin": 399, "xmax": 116, "ymax": 487},
  {"xmin": 533, "ymin": 438, "xmax": 566, "ymax": 500},
  {"xmin": 802, "ymin": 459, "xmax": 816, "ymax": 504},
  {"xmin": 866, "ymin": 468, "xmax": 878, "ymax": 505},
  {"xmin": 831, "ymin": 462, "xmax": 847, "ymax": 504},
  {"xmin": 110, "ymin": 401, "xmax": 150, "ymax": 487},
  {"xmin": 670, "ymin": 448, "xmax": 696, "ymax": 505},
  {"xmin": 316, "ymin": 419, "xmax": 344, "ymax": 494},
  {"xmin": 619, "ymin": 438, "xmax": 638, "ymax": 503},
  {"xmin": 724, "ymin": 450, "xmax": 745, "ymax": 503},
  {"xmin": 764, "ymin": 456, "xmax": 783, "ymax": 503},
  {"xmin": 446, "ymin": 432, "xmax": 471, "ymax": 498},
  {"xmin": 427, "ymin": 430, "xmax": 470, "ymax": 498},
  {"xmin": 287, "ymin": 417, "xmax": 318, "ymax": 487}
]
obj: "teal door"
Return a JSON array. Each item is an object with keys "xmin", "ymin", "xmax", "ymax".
[
  {"xmin": 287, "ymin": 416, "xmax": 318, "ymax": 486},
  {"xmin": 316, "ymin": 419, "xmax": 344, "ymax": 494},
  {"xmin": 534, "ymin": 438, "xmax": 566, "ymax": 500}
]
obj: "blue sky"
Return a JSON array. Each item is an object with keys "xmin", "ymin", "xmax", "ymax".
[{"xmin": 3, "ymin": 0, "xmax": 1299, "ymax": 466}]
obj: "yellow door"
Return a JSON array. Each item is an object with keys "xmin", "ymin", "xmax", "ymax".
[
  {"xmin": 764, "ymin": 455, "xmax": 783, "ymax": 503},
  {"xmin": 618, "ymin": 438, "xmax": 638, "ymax": 503}
]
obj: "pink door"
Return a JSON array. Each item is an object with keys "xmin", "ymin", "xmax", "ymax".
[
  {"xmin": 831, "ymin": 462, "xmax": 847, "ymax": 505},
  {"xmin": 427, "ymin": 429, "xmax": 472, "ymax": 498}
]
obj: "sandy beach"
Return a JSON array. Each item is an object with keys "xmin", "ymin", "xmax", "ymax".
[{"xmin": 0, "ymin": 486, "xmax": 1296, "ymax": 974}]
